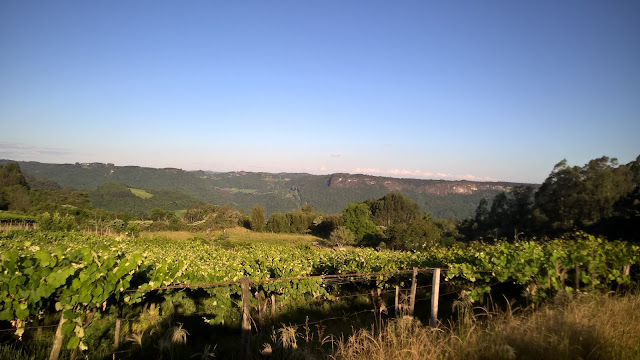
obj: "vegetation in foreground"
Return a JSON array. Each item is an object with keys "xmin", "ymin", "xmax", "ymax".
[
  {"xmin": 0, "ymin": 228, "xmax": 637, "ymax": 359},
  {"xmin": 331, "ymin": 292, "xmax": 640, "ymax": 360},
  {"xmin": 1, "ymin": 288, "xmax": 638, "ymax": 360}
]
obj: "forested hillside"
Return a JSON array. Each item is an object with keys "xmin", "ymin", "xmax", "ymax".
[
  {"xmin": 89, "ymin": 182, "xmax": 205, "ymax": 213},
  {"xmin": 1, "ymin": 160, "xmax": 532, "ymax": 219}
]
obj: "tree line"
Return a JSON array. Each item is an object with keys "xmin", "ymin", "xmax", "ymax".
[
  {"xmin": 0, "ymin": 162, "xmax": 245, "ymax": 235},
  {"xmin": 247, "ymin": 192, "xmax": 461, "ymax": 250},
  {"xmin": 248, "ymin": 155, "xmax": 640, "ymax": 248},
  {"xmin": 460, "ymin": 156, "xmax": 640, "ymax": 242}
]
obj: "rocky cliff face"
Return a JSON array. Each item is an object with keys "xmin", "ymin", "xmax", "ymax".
[{"xmin": 326, "ymin": 173, "xmax": 516, "ymax": 196}]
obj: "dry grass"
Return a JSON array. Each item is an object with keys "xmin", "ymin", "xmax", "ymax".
[
  {"xmin": 0, "ymin": 223, "xmax": 37, "ymax": 232},
  {"xmin": 211, "ymin": 227, "xmax": 322, "ymax": 245},
  {"xmin": 140, "ymin": 230, "xmax": 202, "ymax": 242},
  {"xmin": 331, "ymin": 292, "xmax": 640, "ymax": 360},
  {"xmin": 156, "ymin": 322, "xmax": 190, "ymax": 359}
]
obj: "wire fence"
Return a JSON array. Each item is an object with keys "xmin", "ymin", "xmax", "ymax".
[
  {"xmin": 119, "ymin": 267, "xmax": 434, "ymax": 293},
  {"xmin": 0, "ymin": 277, "xmax": 509, "ymax": 335},
  {"xmin": 51, "ymin": 265, "xmax": 518, "ymax": 299}
]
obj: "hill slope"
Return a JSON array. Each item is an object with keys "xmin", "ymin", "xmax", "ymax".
[
  {"xmin": 4, "ymin": 160, "xmax": 535, "ymax": 219},
  {"xmin": 89, "ymin": 182, "xmax": 204, "ymax": 213}
]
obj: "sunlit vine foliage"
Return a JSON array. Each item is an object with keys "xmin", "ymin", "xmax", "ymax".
[{"xmin": 0, "ymin": 230, "xmax": 637, "ymax": 352}]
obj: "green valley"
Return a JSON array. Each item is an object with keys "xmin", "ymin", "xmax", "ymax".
[{"xmin": 2, "ymin": 160, "xmax": 532, "ymax": 219}]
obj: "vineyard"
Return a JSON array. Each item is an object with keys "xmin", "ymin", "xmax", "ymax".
[{"xmin": 0, "ymin": 230, "xmax": 638, "ymax": 359}]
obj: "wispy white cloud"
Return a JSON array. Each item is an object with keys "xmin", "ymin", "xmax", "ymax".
[
  {"xmin": 353, "ymin": 167, "xmax": 496, "ymax": 181},
  {"xmin": 330, "ymin": 153, "xmax": 341, "ymax": 158},
  {"xmin": 0, "ymin": 142, "xmax": 71, "ymax": 159}
]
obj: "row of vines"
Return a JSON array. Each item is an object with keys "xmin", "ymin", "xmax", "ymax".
[{"xmin": 1, "ymin": 230, "xmax": 638, "ymax": 355}]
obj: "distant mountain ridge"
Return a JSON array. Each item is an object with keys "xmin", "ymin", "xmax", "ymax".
[
  {"xmin": 1, "ymin": 160, "xmax": 537, "ymax": 219},
  {"xmin": 325, "ymin": 173, "xmax": 510, "ymax": 195}
]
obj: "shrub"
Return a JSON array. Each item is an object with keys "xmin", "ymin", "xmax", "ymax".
[
  {"xmin": 37, "ymin": 212, "xmax": 75, "ymax": 231},
  {"xmin": 329, "ymin": 226, "xmax": 356, "ymax": 247}
]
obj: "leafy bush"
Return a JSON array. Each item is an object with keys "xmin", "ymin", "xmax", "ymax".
[
  {"xmin": 126, "ymin": 222, "xmax": 142, "ymax": 238},
  {"xmin": 109, "ymin": 219, "xmax": 126, "ymax": 233},
  {"xmin": 36, "ymin": 212, "xmax": 75, "ymax": 231},
  {"xmin": 329, "ymin": 226, "xmax": 356, "ymax": 247}
]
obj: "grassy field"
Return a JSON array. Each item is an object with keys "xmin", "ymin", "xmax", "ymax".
[
  {"xmin": 140, "ymin": 226, "xmax": 323, "ymax": 246},
  {"xmin": 229, "ymin": 187, "xmax": 257, "ymax": 194},
  {"xmin": 0, "ymin": 211, "xmax": 36, "ymax": 223},
  {"xmin": 129, "ymin": 188, "xmax": 153, "ymax": 198}
]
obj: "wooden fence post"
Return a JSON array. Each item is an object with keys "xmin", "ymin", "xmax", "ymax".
[
  {"xmin": 430, "ymin": 268, "xmax": 441, "ymax": 328},
  {"xmin": 623, "ymin": 264, "xmax": 631, "ymax": 277},
  {"xmin": 370, "ymin": 289, "xmax": 377, "ymax": 311},
  {"xmin": 37, "ymin": 317, "xmax": 44, "ymax": 339},
  {"xmin": 373, "ymin": 288, "xmax": 382, "ymax": 309},
  {"xmin": 113, "ymin": 306, "xmax": 122, "ymax": 360},
  {"xmin": 271, "ymin": 294, "xmax": 276, "ymax": 318},
  {"xmin": 257, "ymin": 291, "xmax": 263, "ymax": 329},
  {"xmin": 409, "ymin": 267, "xmax": 418, "ymax": 316},
  {"xmin": 395, "ymin": 285, "xmax": 400, "ymax": 316},
  {"xmin": 48, "ymin": 313, "xmax": 66, "ymax": 360},
  {"xmin": 240, "ymin": 277, "xmax": 251, "ymax": 360}
]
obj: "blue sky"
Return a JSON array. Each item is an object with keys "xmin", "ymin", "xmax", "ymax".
[{"xmin": 1, "ymin": 1, "xmax": 638, "ymax": 183}]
